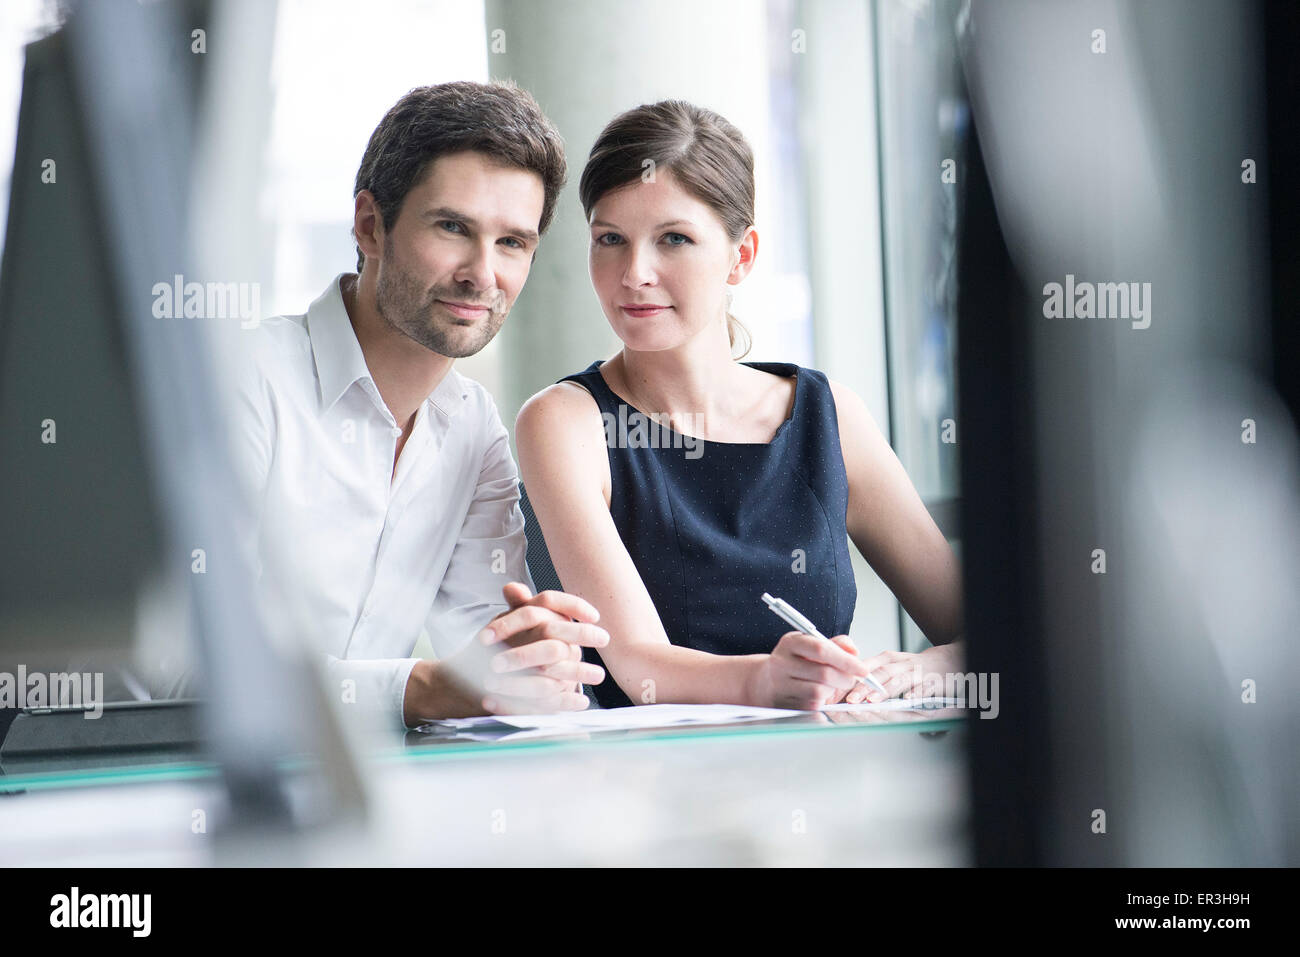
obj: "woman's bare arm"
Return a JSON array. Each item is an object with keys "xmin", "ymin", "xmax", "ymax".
[
  {"xmin": 829, "ymin": 380, "xmax": 964, "ymax": 645},
  {"xmin": 515, "ymin": 383, "xmax": 771, "ymax": 705},
  {"xmin": 517, "ymin": 382, "xmax": 872, "ymax": 708}
]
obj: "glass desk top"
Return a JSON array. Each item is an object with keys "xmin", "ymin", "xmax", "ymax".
[{"xmin": 0, "ymin": 706, "xmax": 966, "ymax": 794}]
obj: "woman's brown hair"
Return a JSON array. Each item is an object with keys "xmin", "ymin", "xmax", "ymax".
[{"xmin": 579, "ymin": 100, "xmax": 754, "ymax": 358}]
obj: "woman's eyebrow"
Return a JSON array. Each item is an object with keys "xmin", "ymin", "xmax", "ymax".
[{"xmin": 589, "ymin": 219, "xmax": 695, "ymax": 229}]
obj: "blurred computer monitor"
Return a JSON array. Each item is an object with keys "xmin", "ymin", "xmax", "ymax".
[{"xmin": 0, "ymin": 27, "xmax": 173, "ymax": 746}]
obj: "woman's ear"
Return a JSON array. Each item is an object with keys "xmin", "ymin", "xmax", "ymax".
[{"xmin": 728, "ymin": 226, "xmax": 759, "ymax": 285}]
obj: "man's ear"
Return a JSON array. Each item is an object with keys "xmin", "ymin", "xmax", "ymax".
[{"xmin": 353, "ymin": 190, "xmax": 384, "ymax": 263}]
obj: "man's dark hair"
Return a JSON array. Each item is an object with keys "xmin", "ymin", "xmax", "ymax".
[{"xmin": 352, "ymin": 80, "xmax": 566, "ymax": 271}]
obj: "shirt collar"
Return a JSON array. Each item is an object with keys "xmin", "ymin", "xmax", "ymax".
[{"xmin": 306, "ymin": 273, "xmax": 469, "ymax": 420}]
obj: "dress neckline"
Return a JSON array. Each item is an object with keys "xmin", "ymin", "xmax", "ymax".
[{"xmin": 588, "ymin": 359, "xmax": 801, "ymax": 449}]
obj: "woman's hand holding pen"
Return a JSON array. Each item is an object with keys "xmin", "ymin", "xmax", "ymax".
[{"xmin": 752, "ymin": 632, "xmax": 875, "ymax": 710}]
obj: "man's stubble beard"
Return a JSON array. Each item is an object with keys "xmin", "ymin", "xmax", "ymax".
[{"xmin": 374, "ymin": 244, "xmax": 507, "ymax": 359}]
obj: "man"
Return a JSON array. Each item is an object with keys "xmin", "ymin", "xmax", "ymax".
[{"xmin": 234, "ymin": 81, "xmax": 607, "ymax": 729}]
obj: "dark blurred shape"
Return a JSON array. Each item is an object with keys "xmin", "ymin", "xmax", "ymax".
[
  {"xmin": 959, "ymin": 0, "xmax": 1298, "ymax": 865},
  {"xmin": 957, "ymin": 120, "xmax": 1051, "ymax": 866},
  {"xmin": 1265, "ymin": 0, "xmax": 1300, "ymax": 426}
]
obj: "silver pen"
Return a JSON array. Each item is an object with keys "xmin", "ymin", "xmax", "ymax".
[{"xmin": 761, "ymin": 592, "xmax": 889, "ymax": 696}]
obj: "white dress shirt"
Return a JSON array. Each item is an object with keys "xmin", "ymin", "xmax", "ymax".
[{"xmin": 231, "ymin": 274, "xmax": 533, "ymax": 728}]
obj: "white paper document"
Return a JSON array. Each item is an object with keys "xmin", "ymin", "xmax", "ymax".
[
  {"xmin": 820, "ymin": 697, "xmax": 962, "ymax": 711},
  {"xmin": 425, "ymin": 703, "xmax": 804, "ymax": 737},
  {"xmin": 417, "ymin": 699, "xmax": 963, "ymax": 741}
]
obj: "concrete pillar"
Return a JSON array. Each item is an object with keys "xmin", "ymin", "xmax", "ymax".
[{"xmin": 483, "ymin": 0, "xmax": 771, "ymax": 429}]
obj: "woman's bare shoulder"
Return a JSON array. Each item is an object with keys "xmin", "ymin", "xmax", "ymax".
[
  {"xmin": 516, "ymin": 380, "xmax": 613, "ymax": 507},
  {"xmin": 517, "ymin": 380, "xmax": 605, "ymax": 435},
  {"xmin": 515, "ymin": 380, "xmax": 612, "ymax": 493}
]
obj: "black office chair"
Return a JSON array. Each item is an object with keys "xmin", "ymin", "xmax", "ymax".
[
  {"xmin": 518, "ymin": 483, "xmax": 602, "ymax": 708},
  {"xmin": 518, "ymin": 482, "xmax": 563, "ymax": 594}
]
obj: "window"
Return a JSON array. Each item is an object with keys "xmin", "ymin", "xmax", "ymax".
[{"xmin": 875, "ymin": 0, "xmax": 968, "ymax": 647}]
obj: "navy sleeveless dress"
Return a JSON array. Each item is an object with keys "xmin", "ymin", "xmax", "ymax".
[{"xmin": 558, "ymin": 360, "xmax": 858, "ymax": 708}]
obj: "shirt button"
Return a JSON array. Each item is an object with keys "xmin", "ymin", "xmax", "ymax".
[{"xmin": 390, "ymin": 427, "xmax": 401, "ymax": 438}]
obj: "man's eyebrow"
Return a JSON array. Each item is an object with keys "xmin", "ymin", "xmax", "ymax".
[
  {"xmin": 589, "ymin": 219, "xmax": 695, "ymax": 230},
  {"xmin": 423, "ymin": 206, "xmax": 474, "ymax": 224},
  {"xmin": 424, "ymin": 207, "xmax": 538, "ymax": 245}
]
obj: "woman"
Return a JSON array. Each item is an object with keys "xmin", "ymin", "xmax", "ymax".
[{"xmin": 516, "ymin": 100, "xmax": 963, "ymax": 710}]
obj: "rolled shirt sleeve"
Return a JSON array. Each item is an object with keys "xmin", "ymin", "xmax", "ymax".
[{"xmin": 326, "ymin": 654, "xmax": 421, "ymax": 731}]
